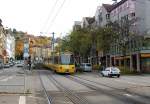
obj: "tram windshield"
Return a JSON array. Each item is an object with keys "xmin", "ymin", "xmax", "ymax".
[{"xmin": 60, "ymin": 54, "xmax": 74, "ymax": 65}]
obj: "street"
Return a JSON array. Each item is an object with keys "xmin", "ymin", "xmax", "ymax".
[{"xmin": 0, "ymin": 66, "xmax": 150, "ymax": 104}]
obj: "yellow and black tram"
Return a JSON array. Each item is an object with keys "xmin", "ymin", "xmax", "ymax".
[{"xmin": 44, "ymin": 52, "xmax": 76, "ymax": 74}]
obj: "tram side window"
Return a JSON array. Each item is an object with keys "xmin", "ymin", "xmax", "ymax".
[
  {"xmin": 70, "ymin": 55, "xmax": 74, "ymax": 64},
  {"xmin": 54, "ymin": 56, "xmax": 59, "ymax": 64}
]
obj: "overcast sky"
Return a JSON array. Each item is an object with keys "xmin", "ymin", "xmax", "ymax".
[{"xmin": 0, "ymin": 0, "xmax": 114, "ymax": 37}]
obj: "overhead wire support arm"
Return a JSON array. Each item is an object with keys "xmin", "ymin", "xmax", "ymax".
[
  {"xmin": 46, "ymin": 0, "xmax": 67, "ymax": 33},
  {"xmin": 40, "ymin": 0, "xmax": 59, "ymax": 32}
]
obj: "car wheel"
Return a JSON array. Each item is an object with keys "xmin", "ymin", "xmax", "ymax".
[
  {"xmin": 108, "ymin": 74, "xmax": 112, "ymax": 77},
  {"xmin": 101, "ymin": 73, "xmax": 104, "ymax": 77},
  {"xmin": 117, "ymin": 75, "xmax": 120, "ymax": 78}
]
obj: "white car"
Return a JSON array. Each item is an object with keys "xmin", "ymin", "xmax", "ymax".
[
  {"xmin": 4, "ymin": 63, "xmax": 10, "ymax": 68},
  {"xmin": 80, "ymin": 63, "xmax": 92, "ymax": 72},
  {"xmin": 16, "ymin": 60, "xmax": 24, "ymax": 67},
  {"xmin": 101, "ymin": 67, "xmax": 120, "ymax": 78}
]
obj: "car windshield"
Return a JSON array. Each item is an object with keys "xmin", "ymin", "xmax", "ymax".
[
  {"xmin": 111, "ymin": 67, "xmax": 119, "ymax": 71},
  {"xmin": 86, "ymin": 64, "xmax": 91, "ymax": 66},
  {"xmin": 105, "ymin": 68, "xmax": 110, "ymax": 71}
]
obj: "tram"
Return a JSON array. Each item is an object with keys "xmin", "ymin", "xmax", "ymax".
[{"xmin": 44, "ymin": 52, "xmax": 76, "ymax": 74}]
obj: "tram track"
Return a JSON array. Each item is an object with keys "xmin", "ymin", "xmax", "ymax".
[
  {"xmin": 70, "ymin": 75, "xmax": 150, "ymax": 99},
  {"xmin": 65, "ymin": 75, "xmax": 150, "ymax": 104},
  {"xmin": 46, "ymin": 73, "xmax": 89, "ymax": 104},
  {"xmin": 38, "ymin": 72, "xmax": 52, "ymax": 104}
]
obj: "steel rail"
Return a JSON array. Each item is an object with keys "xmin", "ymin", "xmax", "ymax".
[
  {"xmin": 39, "ymin": 72, "xmax": 52, "ymax": 104},
  {"xmin": 70, "ymin": 75, "xmax": 150, "ymax": 99},
  {"xmin": 66, "ymin": 75, "xmax": 149, "ymax": 104},
  {"xmin": 46, "ymin": 73, "xmax": 89, "ymax": 104}
]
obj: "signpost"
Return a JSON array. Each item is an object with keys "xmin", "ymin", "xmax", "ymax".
[{"xmin": 23, "ymin": 39, "xmax": 29, "ymax": 58}]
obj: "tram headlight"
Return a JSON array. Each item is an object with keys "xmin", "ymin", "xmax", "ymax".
[{"xmin": 60, "ymin": 66, "xmax": 62, "ymax": 69}]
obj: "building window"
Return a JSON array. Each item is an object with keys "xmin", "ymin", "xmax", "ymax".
[
  {"xmin": 106, "ymin": 14, "xmax": 110, "ymax": 19},
  {"xmin": 130, "ymin": 12, "xmax": 135, "ymax": 17},
  {"xmin": 125, "ymin": 15, "xmax": 128, "ymax": 20}
]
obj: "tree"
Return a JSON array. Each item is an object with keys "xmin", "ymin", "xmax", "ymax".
[
  {"xmin": 0, "ymin": 19, "xmax": 2, "ymax": 26},
  {"xmin": 95, "ymin": 27, "xmax": 117, "ymax": 54},
  {"xmin": 61, "ymin": 28, "xmax": 92, "ymax": 62},
  {"xmin": 15, "ymin": 40, "xmax": 24, "ymax": 59}
]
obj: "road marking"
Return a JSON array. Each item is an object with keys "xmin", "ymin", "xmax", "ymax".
[
  {"xmin": 0, "ymin": 71, "xmax": 2, "ymax": 73},
  {"xmin": 115, "ymin": 79, "xmax": 145, "ymax": 86},
  {"xmin": 123, "ymin": 93, "xmax": 133, "ymax": 97},
  {"xmin": 0, "ymin": 76, "xmax": 13, "ymax": 81},
  {"xmin": 19, "ymin": 96, "xmax": 26, "ymax": 104}
]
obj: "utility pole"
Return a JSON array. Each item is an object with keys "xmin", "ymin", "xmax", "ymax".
[{"xmin": 52, "ymin": 32, "xmax": 55, "ymax": 64}]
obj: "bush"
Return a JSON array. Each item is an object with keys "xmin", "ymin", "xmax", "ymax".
[
  {"xmin": 118, "ymin": 66, "xmax": 138, "ymax": 75},
  {"xmin": 92, "ymin": 64, "xmax": 100, "ymax": 70}
]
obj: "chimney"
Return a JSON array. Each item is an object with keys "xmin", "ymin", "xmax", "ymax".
[{"xmin": 112, "ymin": 0, "xmax": 118, "ymax": 5}]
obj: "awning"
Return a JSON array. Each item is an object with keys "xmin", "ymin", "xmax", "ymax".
[{"xmin": 141, "ymin": 53, "xmax": 150, "ymax": 58}]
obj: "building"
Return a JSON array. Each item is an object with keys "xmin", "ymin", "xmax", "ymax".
[
  {"xmin": 73, "ymin": 21, "xmax": 82, "ymax": 31},
  {"xmin": 5, "ymin": 29, "xmax": 15, "ymax": 60},
  {"xmin": 95, "ymin": 0, "xmax": 150, "ymax": 72},
  {"xmin": 0, "ymin": 25, "xmax": 6, "ymax": 62},
  {"xmin": 95, "ymin": 6, "xmax": 102, "ymax": 27},
  {"xmin": 81, "ymin": 17, "xmax": 95, "ymax": 29},
  {"xmin": 30, "ymin": 36, "xmax": 52, "ymax": 62}
]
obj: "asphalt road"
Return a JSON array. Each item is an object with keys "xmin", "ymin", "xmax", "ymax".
[{"xmin": 0, "ymin": 66, "xmax": 150, "ymax": 104}]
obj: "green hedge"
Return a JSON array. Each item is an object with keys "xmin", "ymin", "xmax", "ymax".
[
  {"xmin": 118, "ymin": 66, "xmax": 138, "ymax": 75},
  {"xmin": 92, "ymin": 64, "xmax": 100, "ymax": 70}
]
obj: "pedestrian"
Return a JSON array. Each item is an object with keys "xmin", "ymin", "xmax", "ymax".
[{"xmin": 28, "ymin": 56, "xmax": 31, "ymax": 70}]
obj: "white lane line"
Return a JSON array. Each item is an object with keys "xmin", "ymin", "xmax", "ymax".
[
  {"xmin": 123, "ymin": 93, "xmax": 133, "ymax": 97},
  {"xmin": 0, "ymin": 76, "xmax": 13, "ymax": 81},
  {"xmin": 115, "ymin": 79, "xmax": 145, "ymax": 86},
  {"xmin": 19, "ymin": 96, "xmax": 26, "ymax": 104},
  {"xmin": 0, "ymin": 76, "xmax": 5, "ymax": 80}
]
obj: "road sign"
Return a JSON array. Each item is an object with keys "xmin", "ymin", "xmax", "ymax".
[{"xmin": 23, "ymin": 43, "xmax": 29, "ymax": 58}]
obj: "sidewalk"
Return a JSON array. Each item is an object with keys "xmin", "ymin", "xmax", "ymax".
[{"xmin": 25, "ymin": 70, "xmax": 47, "ymax": 104}]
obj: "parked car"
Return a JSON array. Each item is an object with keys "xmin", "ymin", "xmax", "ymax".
[
  {"xmin": 9, "ymin": 62, "xmax": 14, "ymax": 67},
  {"xmin": 16, "ymin": 60, "xmax": 24, "ymax": 67},
  {"xmin": 101, "ymin": 67, "xmax": 120, "ymax": 78},
  {"xmin": 4, "ymin": 63, "xmax": 10, "ymax": 68},
  {"xmin": 80, "ymin": 63, "xmax": 92, "ymax": 72},
  {"xmin": 15, "ymin": 60, "xmax": 20, "ymax": 64},
  {"xmin": 0, "ymin": 61, "xmax": 3, "ymax": 69}
]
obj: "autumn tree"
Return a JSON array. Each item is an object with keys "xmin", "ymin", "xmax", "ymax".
[{"xmin": 15, "ymin": 40, "xmax": 24, "ymax": 59}]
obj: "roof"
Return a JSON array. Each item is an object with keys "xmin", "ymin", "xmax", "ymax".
[
  {"xmin": 102, "ymin": 0, "xmax": 128, "ymax": 12},
  {"xmin": 111, "ymin": 0, "xmax": 128, "ymax": 10},
  {"xmin": 103, "ymin": 4, "xmax": 113, "ymax": 12},
  {"xmin": 85, "ymin": 17, "xmax": 95, "ymax": 24}
]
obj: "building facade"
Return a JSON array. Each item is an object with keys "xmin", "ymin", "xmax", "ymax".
[
  {"xmin": 0, "ymin": 26, "xmax": 6, "ymax": 62},
  {"xmin": 5, "ymin": 30, "xmax": 15, "ymax": 60},
  {"xmin": 95, "ymin": 0, "xmax": 150, "ymax": 72},
  {"xmin": 73, "ymin": 21, "xmax": 82, "ymax": 31}
]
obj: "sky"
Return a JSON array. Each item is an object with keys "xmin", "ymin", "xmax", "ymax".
[{"xmin": 0, "ymin": 0, "xmax": 114, "ymax": 37}]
